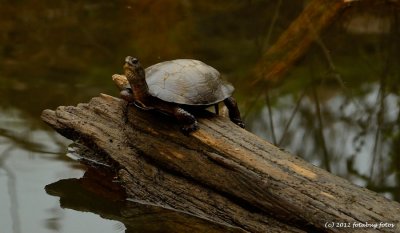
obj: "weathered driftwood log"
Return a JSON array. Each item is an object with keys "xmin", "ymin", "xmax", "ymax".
[
  {"xmin": 41, "ymin": 94, "xmax": 302, "ymax": 233},
  {"xmin": 41, "ymin": 75, "xmax": 400, "ymax": 233}
]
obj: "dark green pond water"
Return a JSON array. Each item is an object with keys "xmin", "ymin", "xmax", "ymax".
[{"xmin": 1, "ymin": 1, "xmax": 399, "ymax": 232}]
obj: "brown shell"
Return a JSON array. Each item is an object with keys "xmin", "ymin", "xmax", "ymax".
[{"xmin": 145, "ymin": 59, "xmax": 234, "ymax": 105}]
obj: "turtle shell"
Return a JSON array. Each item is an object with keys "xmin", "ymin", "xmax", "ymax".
[{"xmin": 145, "ymin": 59, "xmax": 234, "ymax": 105}]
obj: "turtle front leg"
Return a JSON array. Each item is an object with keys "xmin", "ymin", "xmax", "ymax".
[
  {"xmin": 223, "ymin": 97, "xmax": 245, "ymax": 128},
  {"xmin": 172, "ymin": 107, "xmax": 199, "ymax": 134},
  {"xmin": 154, "ymin": 100, "xmax": 199, "ymax": 134}
]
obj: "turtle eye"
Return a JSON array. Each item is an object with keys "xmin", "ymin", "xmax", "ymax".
[
  {"xmin": 125, "ymin": 56, "xmax": 139, "ymax": 66},
  {"xmin": 131, "ymin": 58, "xmax": 139, "ymax": 64}
]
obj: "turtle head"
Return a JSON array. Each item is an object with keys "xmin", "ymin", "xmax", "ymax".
[
  {"xmin": 123, "ymin": 56, "xmax": 150, "ymax": 102},
  {"xmin": 124, "ymin": 56, "xmax": 146, "ymax": 83}
]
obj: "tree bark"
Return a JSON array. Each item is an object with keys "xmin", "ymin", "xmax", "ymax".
[{"xmin": 41, "ymin": 75, "xmax": 400, "ymax": 233}]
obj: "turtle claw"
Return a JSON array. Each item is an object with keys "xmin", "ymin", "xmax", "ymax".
[
  {"xmin": 181, "ymin": 122, "xmax": 199, "ymax": 135},
  {"xmin": 232, "ymin": 119, "xmax": 245, "ymax": 128}
]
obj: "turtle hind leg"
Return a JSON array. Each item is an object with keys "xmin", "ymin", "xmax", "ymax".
[{"xmin": 223, "ymin": 97, "xmax": 245, "ymax": 128}]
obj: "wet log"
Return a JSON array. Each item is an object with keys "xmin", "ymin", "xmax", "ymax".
[{"xmin": 41, "ymin": 75, "xmax": 400, "ymax": 233}]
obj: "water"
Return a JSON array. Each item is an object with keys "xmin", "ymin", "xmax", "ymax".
[
  {"xmin": 1, "ymin": 1, "xmax": 399, "ymax": 232},
  {"xmin": 0, "ymin": 110, "xmax": 119, "ymax": 233}
]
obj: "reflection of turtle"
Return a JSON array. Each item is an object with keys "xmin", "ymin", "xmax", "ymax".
[{"xmin": 120, "ymin": 56, "xmax": 245, "ymax": 134}]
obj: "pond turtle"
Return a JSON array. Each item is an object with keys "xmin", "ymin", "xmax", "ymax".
[{"xmin": 120, "ymin": 56, "xmax": 245, "ymax": 134}]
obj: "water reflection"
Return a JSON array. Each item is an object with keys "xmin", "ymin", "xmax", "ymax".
[
  {"xmin": 0, "ymin": 108, "xmax": 62, "ymax": 233},
  {"xmin": 0, "ymin": 146, "xmax": 20, "ymax": 233},
  {"xmin": 0, "ymin": 108, "xmax": 118, "ymax": 233},
  {"xmin": 249, "ymin": 83, "xmax": 400, "ymax": 199},
  {"xmin": 45, "ymin": 169, "xmax": 242, "ymax": 233}
]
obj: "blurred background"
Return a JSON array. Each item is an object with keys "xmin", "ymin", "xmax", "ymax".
[{"xmin": 0, "ymin": 0, "xmax": 399, "ymax": 232}]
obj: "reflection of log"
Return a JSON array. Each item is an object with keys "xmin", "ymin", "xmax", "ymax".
[
  {"xmin": 253, "ymin": 0, "xmax": 349, "ymax": 85},
  {"xmin": 41, "ymin": 75, "xmax": 400, "ymax": 233},
  {"xmin": 45, "ymin": 168, "xmax": 243, "ymax": 233}
]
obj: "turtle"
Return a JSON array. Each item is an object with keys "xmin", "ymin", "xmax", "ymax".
[{"xmin": 119, "ymin": 56, "xmax": 245, "ymax": 134}]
